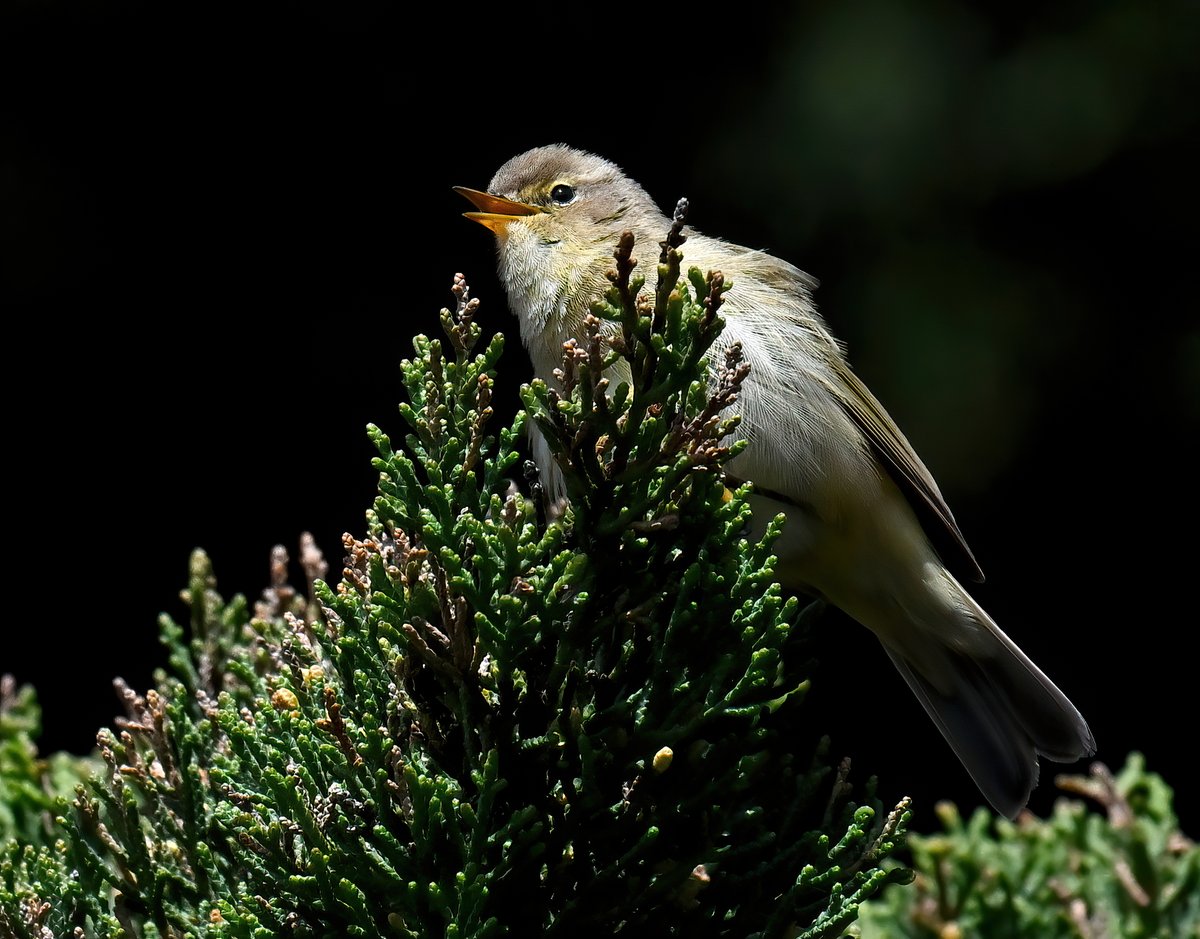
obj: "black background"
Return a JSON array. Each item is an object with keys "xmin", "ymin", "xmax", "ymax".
[{"xmin": 3, "ymin": 2, "xmax": 1198, "ymax": 831}]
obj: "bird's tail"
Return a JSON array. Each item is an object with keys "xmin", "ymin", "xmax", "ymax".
[{"xmin": 878, "ymin": 569, "xmax": 1095, "ymax": 819}]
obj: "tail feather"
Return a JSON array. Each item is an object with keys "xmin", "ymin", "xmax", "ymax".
[{"xmin": 882, "ymin": 577, "xmax": 1094, "ymax": 819}]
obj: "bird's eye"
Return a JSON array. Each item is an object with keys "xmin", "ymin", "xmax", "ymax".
[{"xmin": 549, "ymin": 184, "xmax": 576, "ymax": 205}]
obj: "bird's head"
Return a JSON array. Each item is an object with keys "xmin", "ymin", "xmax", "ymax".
[
  {"xmin": 455, "ymin": 144, "xmax": 661, "ymax": 243},
  {"xmin": 455, "ymin": 146, "xmax": 668, "ymax": 338}
]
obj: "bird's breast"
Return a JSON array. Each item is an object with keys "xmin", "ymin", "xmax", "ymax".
[{"xmin": 497, "ymin": 227, "xmax": 614, "ymax": 360}]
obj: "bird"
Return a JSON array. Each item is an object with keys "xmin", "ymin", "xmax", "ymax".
[{"xmin": 454, "ymin": 144, "xmax": 1094, "ymax": 818}]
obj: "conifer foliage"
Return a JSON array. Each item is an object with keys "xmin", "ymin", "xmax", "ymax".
[
  {"xmin": 855, "ymin": 755, "xmax": 1199, "ymax": 939},
  {"xmin": 0, "ymin": 214, "xmax": 910, "ymax": 937}
]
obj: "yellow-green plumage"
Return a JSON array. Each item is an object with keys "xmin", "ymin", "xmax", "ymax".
[{"xmin": 461, "ymin": 144, "xmax": 1094, "ymax": 818}]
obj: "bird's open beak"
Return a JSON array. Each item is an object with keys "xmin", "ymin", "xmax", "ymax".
[{"xmin": 454, "ymin": 186, "xmax": 545, "ymax": 233}]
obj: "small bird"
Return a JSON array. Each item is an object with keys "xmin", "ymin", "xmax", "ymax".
[{"xmin": 455, "ymin": 144, "xmax": 1093, "ymax": 818}]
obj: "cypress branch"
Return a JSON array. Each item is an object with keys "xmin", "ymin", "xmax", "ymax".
[{"xmin": 0, "ymin": 223, "xmax": 913, "ymax": 937}]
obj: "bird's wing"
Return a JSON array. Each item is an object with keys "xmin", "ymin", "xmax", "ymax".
[{"xmin": 823, "ymin": 355, "xmax": 985, "ymax": 583}]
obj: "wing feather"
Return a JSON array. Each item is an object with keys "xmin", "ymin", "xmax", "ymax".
[{"xmin": 823, "ymin": 356, "xmax": 985, "ymax": 582}]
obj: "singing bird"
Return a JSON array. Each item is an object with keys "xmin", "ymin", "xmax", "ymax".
[{"xmin": 455, "ymin": 144, "xmax": 1093, "ymax": 818}]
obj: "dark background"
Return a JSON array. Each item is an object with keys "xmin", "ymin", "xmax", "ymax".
[{"xmin": 4, "ymin": 1, "xmax": 1197, "ymax": 830}]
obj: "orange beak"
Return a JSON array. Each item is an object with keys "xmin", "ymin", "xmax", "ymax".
[{"xmin": 453, "ymin": 186, "xmax": 545, "ymax": 233}]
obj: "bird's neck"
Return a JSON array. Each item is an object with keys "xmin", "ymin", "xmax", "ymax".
[{"xmin": 495, "ymin": 229, "xmax": 602, "ymax": 379}]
